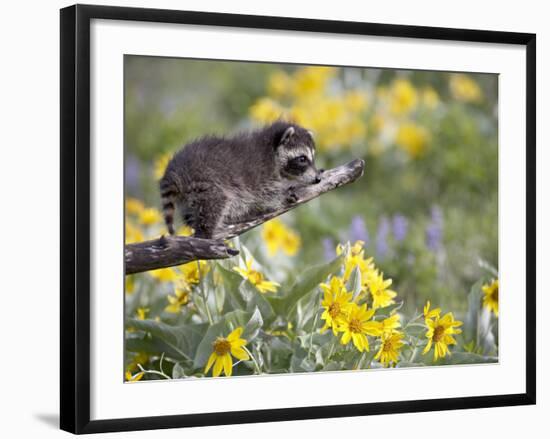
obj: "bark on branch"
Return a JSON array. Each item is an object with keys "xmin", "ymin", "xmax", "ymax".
[{"xmin": 125, "ymin": 159, "xmax": 365, "ymax": 274}]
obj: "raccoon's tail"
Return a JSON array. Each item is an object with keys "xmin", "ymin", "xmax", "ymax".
[{"xmin": 159, "ymin": 176, "xmax": 178, "ymax": 235}]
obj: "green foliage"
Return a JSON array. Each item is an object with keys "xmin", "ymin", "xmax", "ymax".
[{"xmin": 124, "ymin": 58, "xmax": 499, "ymax": 380}]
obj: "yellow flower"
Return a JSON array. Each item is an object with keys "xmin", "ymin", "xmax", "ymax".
[
  {"xmin": 482, "ymin": 279, "xmax": 499, "ymax": 317},
  {"xmin": 423, "ymin": 300, "xmax": 441, "ymax": 321},
  {"xmin": 389, "ymin": 78, "xmax": 418, "ymax": 115},
  {"xmin": 139, "ymin": 208, "xmax": 163, "ymax": 226},
  {"xmin": 380, "ymin": 314, "xmax": 401, "ymax": 334},
  {"xmin": 262, "ymin": 219, "xmax": 285, "ymax": 255},
  {"xmin": 180, "ymin": 260, "xmax": 210, "ymax": 285},
  {"xmin": 125, "ymin": 275, "xmax": 135, "ymax": 295},
  {"xmin": 395, "ymin": 122, "xmax": 430, "ymax": 158},
  {"xmin": 344, "ymin": 90, "xmax": 368, "ymax": 112},
  {"xmin": 375, "ymin": 331, "xmax": 405, "ymax": 366},
  {"xmin": 337, "ymin": 240, "xmax": 374, "ymax": 282},
  {"xmin": 125, "ymin": 370, "xmax": 144, "ymax": 382},
  {"xmin": 423, "ymin": 312, "xmax": 463, "ymax": 361},
  {"xmin": 371, "ymin": 113, "xmax": 385, "ymax": 134},
  {"xmin": 337, "ymin": 303, "xmax": 382, "ymax": 352},
  {"xmin": 320, "ymin": 277, "xmax": 353, "ymax": 334},
  {"xmin": 250, "ymin": 97, "xmax": 285, "ymax": 123},
  {"xmin": 125, "ymin": 351, "xmax": 149, "ymax": 381},
  {"xmin": 450, "ymin": 74, "xmax": 482, "ymax": 103},
  {"xmin": 125, "ymin": 221, "xmax": 144, "ymax": 244},
  {"xmin": 204, "ymin": 327, "xmax": 249, "ymax": 377},
  {"xmin": 421, "ymin": 86, "xmax": 440, "ymax": 109},
  {"xmin": 136, "ymin": 307, "xmax": 149, "ymax": 320},
  {"xmin": 365, "ymin": 270, "xmax": 397, "ymax": 309},
  {"xmin": 268, "ymin": 70, "xmax": 291, "ymax": 97},
  {"xmin": 154, "ymin": 152, "xmax": 172, "ymax": 180},
  {"xmin": 281, "ymin": 231, "xmax": 301, "ymax": 256},
  {"xmin": 125, "ymin": 198, "xmax": 145, "ymax": 216},
  {"xmin": 165, "ymin": 281, "xmax": 191, "ymax": 313},
  {"xmin": 126, "ymin": 352, "xmax": 149, "ymax": 376},
  {"xmin": 233, "ymin": 259, "xmax": 280, "ymax": 293},
  {"xmin": 292, "ymin": 66, "xmax": 337, "ymax": 99},
  {"xmin": 177, "ymin": 225, "xmax": 194, "ymax": 237},
  {"xmin": 149, "ymin": 267, "xmax": 178, "ymax": 282},
  {"xmin": 344, "ymin": 118, "xmax": 367, "ymax": 140},
  {"xmin": 262, "ymin": 219, "xmax": 301, "ymax": 256}
]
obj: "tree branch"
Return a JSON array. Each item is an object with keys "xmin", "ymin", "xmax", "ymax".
[{"xmin": 125, "ymin": 158, "xmax": 365, "ymax": 274}]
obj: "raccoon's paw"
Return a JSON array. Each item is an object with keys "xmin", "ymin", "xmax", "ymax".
[{"xmin": 285, "ymin": 187, "xmax": 300, "ymax": 205}]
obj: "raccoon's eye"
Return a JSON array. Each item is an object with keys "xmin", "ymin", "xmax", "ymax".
[{"xmin": 296, "ymin": 155, "xmax": 308, "ymax": 164}]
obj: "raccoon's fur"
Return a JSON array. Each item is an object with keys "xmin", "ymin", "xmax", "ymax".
[{"xmin": 159, "ymin": 121, "xmax": 322, "ymax": 239}]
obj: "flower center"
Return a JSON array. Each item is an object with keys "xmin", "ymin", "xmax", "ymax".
[
  {"xmin": 248, "ymin": 270, "xmax": 264, "ymax": 285},
  {"xmin": 433, "ymin": 325, "xmax": 445, "ymax": 342},
  {"xmin": 328, "ymin": 302, "xmax": 341, "ymax": 318},
  {"xmin": 492, "ymin": 286, "xmax": 499, "ymax": 302},
  {"xmin": 213, "ymin": 337, "xmax": 231, "ymax": 355},
  {"xmin": 349, "ymin": 318, "xmax": 362, "ymax": 333},
  {"xmin": 382, "ymin": 340, "xmax": 394, "ymax": 352}
]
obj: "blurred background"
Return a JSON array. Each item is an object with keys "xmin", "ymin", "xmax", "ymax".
[{"xmin": 125, "ymin": 55, "xmax": 498, "ymax": 316}]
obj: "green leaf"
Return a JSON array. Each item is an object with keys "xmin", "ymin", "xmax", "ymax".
[
  {"xmin": 216, "ymin": 263, "xmax": 247, "ymax": 310},
  {"xmin": 290, "ymin": 346, "xmax": 316, "ymax": 373},
  {"xmin": 261, "ymin": 336, "xmax": 293, "ymax": 373},
  {"xmin": 214, "ymin": 285, "xmax": 225, "ymax": 314},
  {"xmin": 297, "ymin": 332, "xmax": 332, "ymax": 350},
  {"xmin": 464, "ymin": 279, "xmax": 483, "ymax": 342},
  {"xmin": 126, "ymin": 337, "xmax": 185, "ymax": 361},
  {"xmin": 347, "ymin": 266, "xmax": 362, "ymax": 299},
  {"xmin": 241, "ymin": 282, "xmax": 275, "ymax": 321},
  {"xmin": 322, "ymin": 361, "xmax": 345, "ymax": 371},
  {"xmin": 404, "ymin": 323, "xmax": 426, "ymax": 337},
  {"xmin": 242, "ymin": 307, "xmax": 263, "ymax": 342},
  {"xmin": 284, "ymin": 254, "xmax": 343, "ymax": 315},
  {"xmin": 396, "ymin": 361, "xmax": 425, "ymax": 368},
  {"xmin": 439, "ymin": 352, "xmax": 498, "ymax": 365},
  {"xmin": 126, "ymin": 319, "xmax": 206, "ymax": 361},
  {"xmin": 374, "ymin": 300, "xmax": 404, "ymax": 318},
  {"xmin": 172, "ymin": 363, "xmax": 187, "ymax": 379},
  {"xmin": 223, "ymin": 309, "xmax": 251, "ymax": 330}
]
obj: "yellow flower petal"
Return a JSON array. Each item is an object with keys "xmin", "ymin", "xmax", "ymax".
[
  {"xmin": 231, "ymin": 346, "xmax": 250, "ymax": 361},
  {"xmin": 222, "ymin": 353, "xmax": 233, "ymax": 377},
  {"xmin": 227, "ymin": 327, "xmax": 244, "ymax": 342},
  {"xmin": 213, "ymin": 356, "xmax": 224, "ymax": 377},
  {"xmin": 204, "ymin": 352, "xmax": 217, "ymax": 374}
]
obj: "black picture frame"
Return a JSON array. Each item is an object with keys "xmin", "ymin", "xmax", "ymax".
[{"xmin": 60, "ymin": 4, "xmax": 536, "ymax": 434}]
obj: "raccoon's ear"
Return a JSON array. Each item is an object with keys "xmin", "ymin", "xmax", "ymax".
[
  {"xmin": 307, "ymin": 130, "xmax": 314, "ymax": 140},
  {"xmin": 278, "ymin": 126, "xmax": 295, "ymax": 147}
]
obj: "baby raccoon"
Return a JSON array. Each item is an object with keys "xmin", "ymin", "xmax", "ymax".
[{"xmin": 159, "ymin": 121, "xmax": 322, "ymax": 239}]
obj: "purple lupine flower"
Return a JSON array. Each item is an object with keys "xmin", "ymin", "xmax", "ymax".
[
  {"xmin": 376, "ymin": 216, "xmax": 390, "ymax": 258},
  {"xmin": 392, "ymin": 213, "xmax": 409, "ymax": 242},
  {"xmin": 322, "ymin": 237, "xmax": 336, "ymax": 262},
  {"xmin": 349, "ymin": 215, "xmax": 369, "ymax": 247},
  {"xmin": 392, "ymin": 214, "xmax": 409, "ymax": 242},
  {"xmin": 425, "ymin": 206, "xmax": 444, "ymax": 251}
]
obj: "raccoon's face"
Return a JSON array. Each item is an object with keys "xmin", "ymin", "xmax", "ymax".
[{"xmin": 275, "ymin": 126, "xmax": 322, "ymax": 185}]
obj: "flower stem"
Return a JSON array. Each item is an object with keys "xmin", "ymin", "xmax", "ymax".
[
  {"xmin": 137, "ymin": 363, "xmax": 171, "ymax": 380},
  {"xmin": 409, "ymin": 337, "xmax": 419, "ymax": 363},
  {"xmin": 308, "ymin": 294, "xmax": 321, "ymax": 357},
  {"xmin": 326, "ymin": 337, "xmax": 337, "ymax": 362},
  {"xmin": 197, "ymin": 261, "xmax": 213, "ymax": 325},
  {"xmin": 243, "ymin": 346, "xmax": 262, "ymax": 375}
]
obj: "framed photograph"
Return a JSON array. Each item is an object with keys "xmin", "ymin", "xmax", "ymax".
[{"xmin": 60, "ymin": 4, "xmax": 536, "ymax": 434}]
